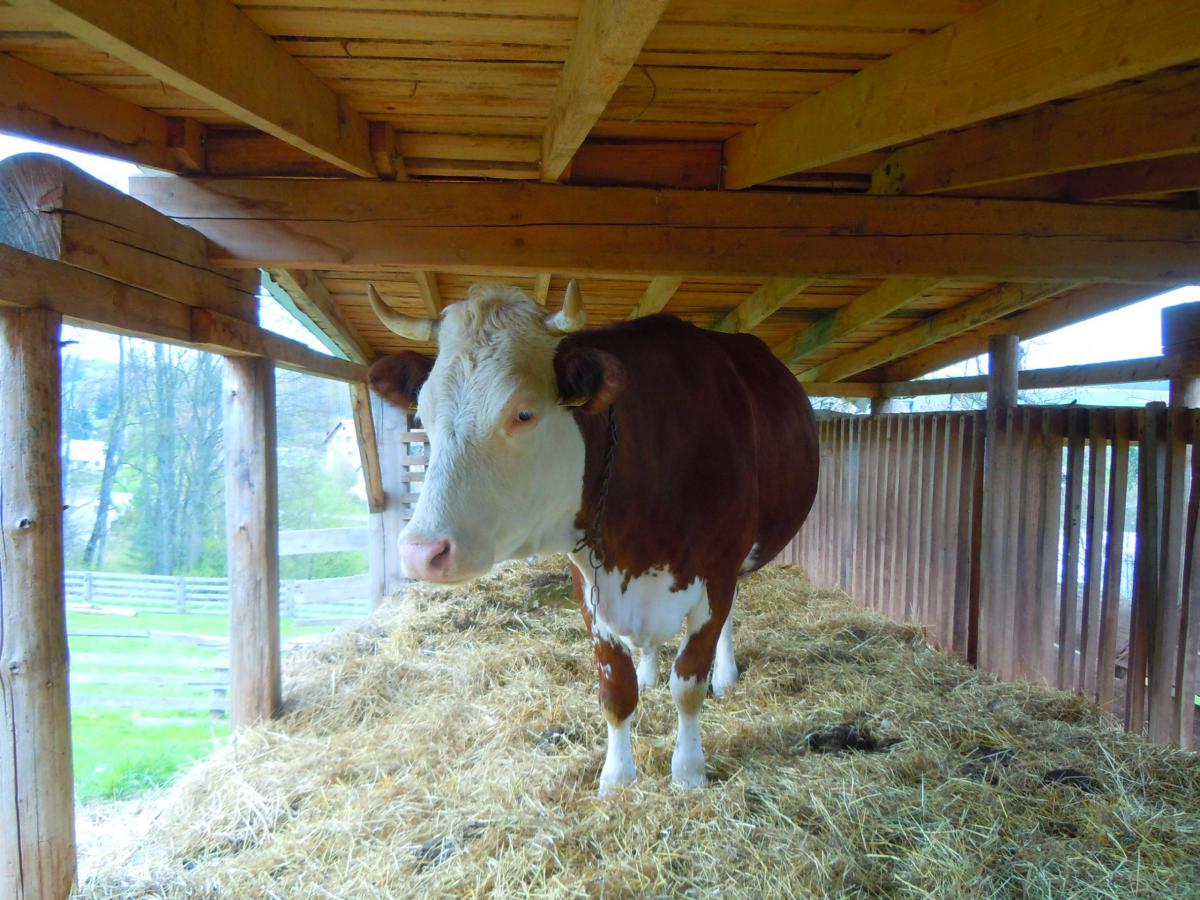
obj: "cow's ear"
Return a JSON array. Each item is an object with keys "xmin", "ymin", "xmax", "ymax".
[
  {"xmin": 368, "ymin": 352, "xmax": 434, "ymax": 412},
  {"xmin": 554, "ymin": 345, "xmax": 626, "ymax": 414}
]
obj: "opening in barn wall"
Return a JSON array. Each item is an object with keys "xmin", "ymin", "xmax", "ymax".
[{"xmin": 1, "ymin": 0, "xmax": 1200, "ymax": 892}]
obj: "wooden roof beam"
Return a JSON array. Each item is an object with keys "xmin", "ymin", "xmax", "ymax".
[
  {"xmin": 412, "ymin": 271, "xmax": 442, "ymax": 318},
  {"xmin": 723, "ymin": 0, "xmax": 1200, "ymax": 188},
  {"xmin": 9, "ymin": 0, "xmax": 378, "ymax": 177},
  {"xmin": 0, "ymin": 52, "xmax": 203, "ymax": 172},
  {"xmin": 872, "ymin": 67, "xmax": 1200, "ymax": 196},
  {"xmin": 128, "ymin": 178, "xmax": 1200, "ymax": 284},
  {"xmin": 540, "ymin": 0, "xmax": 672, "ymax": 182},
  {"xmin": 798, "ymin": 282, "xmax": 1072, "ymax": 383},
  {"xmin": 267, "ymin": 269, "xmax": 372, "ymax": 364},
  {"xmin": 627, "ymin": 275, "xmax": 684, "ymax": 319},
  {"xmin": 773, "ymin": 277, "xmax": 944, "ymax": 367},
  {"xmin": 711, "ymin": 278, "xmax": 815, "ymax": 334},
  {"xmin": 882, "ymin": 283, "xmax": 1164, "ymax": 381},
  {"xmin": 532, "ymin": 273, "xmax": 552, "ymax": 307}
]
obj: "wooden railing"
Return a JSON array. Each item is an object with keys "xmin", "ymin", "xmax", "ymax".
[{"xmin": 782, "ymin": 404, "xmax": 1200, "ymax": 748}]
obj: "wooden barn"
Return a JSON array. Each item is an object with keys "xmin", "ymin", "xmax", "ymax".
[{"xmin": 1, "ymin": 1, "xmax": 1200, "ymax": 896}]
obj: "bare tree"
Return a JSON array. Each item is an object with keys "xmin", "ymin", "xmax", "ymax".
[{"xmin": 82, "ymin": 337, "xmax": 128, "ymax": 569}]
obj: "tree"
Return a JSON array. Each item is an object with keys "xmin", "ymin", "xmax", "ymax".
[{"xmin": 82, "ymin": 337, "xmax": 128, "ymax": 569}]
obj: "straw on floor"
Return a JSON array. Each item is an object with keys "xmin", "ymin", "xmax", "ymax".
[{"xmin": 76, "ymin": 560, "xmax": 1200, "ymax": 898}]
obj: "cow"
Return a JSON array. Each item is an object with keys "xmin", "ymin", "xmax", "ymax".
[{"xmin": 366, "ymin": 281, "xmax": 819, "ymax": 795}]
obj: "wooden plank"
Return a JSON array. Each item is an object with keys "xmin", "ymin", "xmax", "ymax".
[
  {"xmin": 268, "ymin": 269, "xmax": 372, "ymax": 364},
  {"xmin": 223, "ymin": 356, "xmax": 281, "ymax": 727},
  {"xmin": 773, "ymin": 277, "xmax": 942, "ymax": 366},
  {"xmin": 1150, "ymin": 406, "xmax": 1189, "ymax": 743},
  {"xmin": 627, "ymin": 275, "xmax": 684, "ymax": 319},
  {"xmin": 711, "ymin": 277, "xmax": 815, "ymax": 334},
  {"xmin": 0, "ymin": 51, "xmax": 194, "ymax": 172},
  {"xmin": 872, "ymin": 68, "xmax": 1200, "ymax": 196},
  {"xmin": 1035, "ymin": 411, "xmax": 1064, "ymax": 683},
  {"xmin": 0, "ymin": 152, "xmax": 256, "ymax": 322},
  {"xmin": 799, "ymin": 282, "xmax": 1069, "ymax": 383},
  {"xmin": 412, "ymin": 270, "xmax": 442, "ymax": 317},
  {"xmin": 368, "ymin": 122, "xmax": 407, "ymax": 181},
  {"xmin": 540, "ymin": 0, "xmax": 671, "ymax": 181},
  {"xmin": 1177, "ymin": 411, "xmax": 1200, "ymax": 747},
  {"xmin": 884, "ymin": 283, "xmax": 1164, "ymax": 382},
  {"xmin": 349, "ymin": 383, "xmax": 386, "ymax": 515},
  {"xmin": 1128, "ymin": 404, "xmax": 1163, "ymax": 732},
  {"xmin": 1059, "ymin": 411, "xmax": 1086, "ymax": 691},
  {"xmin": 723, "ymin": 0, "xmax": 1200, "ymax": 187},
  {"xmin": 1097, "ymin": 413, "xmax": 1131, "ymax": 711},
  {"xmin": 1079, "ymin": 417, "xmax": 1109, "ymax": 695},
  {"xmin": 8, "ymin": 0, "xmax": 377, "ymax": 176},
  {"xmin": 127, "ymin": 177, "xmax": 1200, "ymax": 283},
  {"xmin": 569, "ymin": 141, "xmax": 722, "ymax": 190},
  {"xmin": 0, "ymin": 307, "xmax": 75, "ymax": 900}
]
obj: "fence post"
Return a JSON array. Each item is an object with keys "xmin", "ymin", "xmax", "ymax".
[
  {"xmin": 174, "ymin": 576, "xmax": 188, "ymax": 614},
  {"xmin": 83, "ymin": 571, "xmax": 94, "ymax": 605}
]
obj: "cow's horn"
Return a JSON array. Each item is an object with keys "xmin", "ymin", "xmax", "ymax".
[
  {"xmin": 547, "ymin": 279, "xmax": 586, "ymax": 333},
  {"xmin": 366, "ymin": 284, "xmax": 436, "ymax": 342}
]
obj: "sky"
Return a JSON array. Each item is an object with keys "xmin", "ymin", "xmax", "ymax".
[{"xmin": 2, "ymin": 132, "xmax": 1194, "ymax": 376}]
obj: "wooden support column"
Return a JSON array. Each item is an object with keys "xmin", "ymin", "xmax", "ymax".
[
  {"xmin": 1, "ymin": 307, "xmax": 75, "ymax": 900},
  {"xmin": 223, "ymin": 356, "xmax": 280, "ymax": 728},
  {"xmin": 987, "ymin": 334, "xmax": 1020, "ymax": 414},
  {"xmin": 349, "ymin": 383, "xmax": 387, "ymax": 609},
  {"xmin": 1163, "ymin": 303, "xmax": 1200, "ymax": 408},
  {"xmin": 869, "ymin": 397, "xmax": 905, "ymax": 415},
  {"xmin": 369, "ymin": 393, "xmax": 412, "ymax": 600}
]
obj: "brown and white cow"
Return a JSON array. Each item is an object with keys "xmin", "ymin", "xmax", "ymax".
[{"xmin": 367, "ymin": 282, "xmax": 818, "ymax": 794}]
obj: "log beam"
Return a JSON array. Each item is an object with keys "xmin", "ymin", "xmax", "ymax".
[
  {"xmin": 540, "ymin": 0, "xmax": 671, "ymax": 182},
  {"xmin": 349, "ymin": 383, "xmax": 386, "ymax": 516},
  {"xmin": 628, "ymin": 275, "xmax": 684, "ymax": 319},
  {"xmin": 872, "ymin": 67, "xmax": 1200, "ymax": 196},
  {"xmin": 8, "ymin": 0, "xmax": 377, "ymax": 177},
  {"xmin": 773, "ymin": 277, "xmax": 943, "ymax": 366},
  {"xmin": 711, "ymin": 278, "xmax": 815, "ymax": 334},
  {"xmin": 223, "ymin": 355, "xmax": 281, "ymax": 727},
  {"xmin": 412, "ymin": 271, "xmax": 442, "ymax": 318},
  {"xmin": 532, "ymin": 273, "xmax": 552, "ymax": 307},
  {"xmin": 988, "ymin": 334, "xmax": 1019, "ymax": 412},
  {"xmin": 1, "ymin": 307, "xmax": 75, "ymax": 900},
  {"xmin": 798, "ymin": 282, "xmax": 1071, "ymax": 382},
  {"xmin": 127, "ymin": 177, "xmax": 1200, "ymax": 284},
  {"xmin": 723, "ymin": 0, "xmax": 1200, "ymax": 188},
  {"xmin": 267, "ymin": 269, "xmax": 371, "ymax": 364}
]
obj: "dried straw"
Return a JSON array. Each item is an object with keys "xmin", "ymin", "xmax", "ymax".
[{"xmin": 75, "ymin": 561, "xmax": 1200, "ymax": 898}]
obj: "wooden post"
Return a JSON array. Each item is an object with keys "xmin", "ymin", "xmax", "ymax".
[
  {"xmin": 223, "ymin": 356, "xmax": 281, "ymax": 728},
  {"xmin": 349, "ymin": 383, "xmax": 388, "ymax": 609},
  {"xmin": 987, "ymin": 334, "xmax": 1019, "ymax": 414},
  {"xmin": 1, "ymin": 307, "xmax": 76, "ymax": 900},
  {"xmin": 1163, "ymin": 303, "xmax": 1200, "ymax": 408},
  {"xmin": 370, "ymin": 392, "xmax": 412, "ymax": 600},
  {"xmin": 870, "ymin": 396, "xmax": 905, "ymax": 415}
]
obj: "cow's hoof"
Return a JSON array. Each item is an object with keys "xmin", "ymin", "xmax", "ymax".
[
  {"xmin": 671, "ymin": 753, "xmax": 708, "ymax": 789},
  {"xmin": 598, "ymin": 768, "xmax": 636, "ymax": 797}
]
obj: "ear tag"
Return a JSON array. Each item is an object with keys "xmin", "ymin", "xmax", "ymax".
[{"xmin": 560, "ymin": 395, "xmax": 590, "ymax": 408}]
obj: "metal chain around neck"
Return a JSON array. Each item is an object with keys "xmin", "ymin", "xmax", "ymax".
[{"xmin": 573, "ymin": 403, "xmax": 619, "ymax": 565}]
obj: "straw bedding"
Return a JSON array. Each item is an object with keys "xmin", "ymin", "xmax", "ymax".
[{"xmin": 76, "ymin": 560, "xmax": 1200, "ymax": 898}]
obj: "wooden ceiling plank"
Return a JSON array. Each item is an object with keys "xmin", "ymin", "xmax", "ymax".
[
  {"xmin": 628, "ymin": 275, "xmax": 684, "ymax": 319},
  {"xmin": 872, "ymin": 67, "xmax": 1200, "ymax": 196},
  {"xmin": 412, "ymin": 270, "xmax": 442, "ymax": 317},
  {"xmin": 368, "ymin": 122, "xmax": 408, "ymax": 181},
  {"xmin": 540, "ymin": 0, "xmax": 672, "ymax": 182},
  {"xmin": 773, "ymin": 277, "xmax": 944, "ymax": 366},
  {"xmin": 128, "ymin": 177, "xmax": 1200, "ymax": 284},
  {"xmin": 711, "ymin": 277, "xmax": 815, "ymax": 333},
  {"xmin": 882, "ymin": 282, "xmax": 1165, "ymax": 381},
  {"xmin": 798, "ymin": 282, "xmax": 1072, "ymax": 382},
  {"xmin": 0, "ymin": 52, "xmax": 190, "ymax": 172},
  {"xmin": 268, "ymin": 269, "xmax": 372, "ymax": 364},
  {"xmin": 8, "ymin": 0, "xmax": 377, "ymax": 177},
  {"xmin": 723, "ymin": 0, "xmax": 1200, "ymax": 188}
]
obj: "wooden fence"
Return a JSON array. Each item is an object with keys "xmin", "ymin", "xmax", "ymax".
[{"xmin": 783, "ymin": 403, "xmax": 1200, "ymax": 748}]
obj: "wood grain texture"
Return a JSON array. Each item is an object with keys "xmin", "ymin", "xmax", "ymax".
[
  {"xmin": 710, "ymin": 277, "xmax": 814, "ymax": 333},
  {"xmin": 223, "ymin": 355, "xmax": 281, "ymax": 728},
  {"xmin": 0, "ymin": 307, "xmax": 75, "ymax": 900}
]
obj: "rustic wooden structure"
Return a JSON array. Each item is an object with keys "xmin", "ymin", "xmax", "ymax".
[{"xmin": 1, "ymin": 1, "xmax": 1199, "ymax": 895}]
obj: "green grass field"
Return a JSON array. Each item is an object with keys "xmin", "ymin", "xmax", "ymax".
[{"xmin": 69, "ymin": 609, "xmax": 339, "ymax": 802}]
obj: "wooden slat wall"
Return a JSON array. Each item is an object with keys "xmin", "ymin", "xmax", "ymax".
[{"xmin": 783, "ymin": 404, "xmax": 1200, "ymax": 748}]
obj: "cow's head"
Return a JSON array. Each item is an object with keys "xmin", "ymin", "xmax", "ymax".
[{"xmin": 368, "ymin": 282, "xmax": 624, "ymax": 583}]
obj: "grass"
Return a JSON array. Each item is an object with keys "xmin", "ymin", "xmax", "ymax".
[{"xmin": 68, "ymin": 608, "xmax": 341, "ymax": 803}]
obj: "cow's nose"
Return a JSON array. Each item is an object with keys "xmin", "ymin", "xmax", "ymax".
[{"xmin": 400, "ymin": 536, "xmax": 455, "ymax": 581}]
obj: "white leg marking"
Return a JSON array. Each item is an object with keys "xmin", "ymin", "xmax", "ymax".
[
  {"xmin": 711, "ymin": 607, "xmax": 738, "ymax": 698},
  {"xmin": 598, "ymin": 717, "xmax": 636, "ymax": 797},
  {"xmin": 636, "ymin": 645, "xmax": 658, "ymax": 689},
  {"xmin": 670, "ymin": 671, "xmax": 707, "ymax": 788}
]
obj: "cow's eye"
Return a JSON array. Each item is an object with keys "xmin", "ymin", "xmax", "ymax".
[{"xmin": 515, "ymin": 410, "xmax": 535, "ymax": 423}]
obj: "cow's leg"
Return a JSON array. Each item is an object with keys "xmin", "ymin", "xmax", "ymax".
[
  {"xmin": 670, "ymin": 574, "xmax": 735, "ymax": 788},
  {"xmin": 710, "ymin": 589, "xmax": 738, "ymax": 697},
  {"xmin": 636, "ymin": 644, "xmax": 659, "ymax": 689},
  {"xmin": 570, "ymin": 563, "xmax": 638, "ymax": 795}
]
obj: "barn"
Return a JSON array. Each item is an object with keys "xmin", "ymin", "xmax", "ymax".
[{"xmin": 1, "ymin": 1, "xmax": 1200, "ymax": 896}]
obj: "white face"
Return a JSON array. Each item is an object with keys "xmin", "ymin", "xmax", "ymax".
[{"xmin": 400, "ymin": 286, "xmax": 586, "ymax": 582}]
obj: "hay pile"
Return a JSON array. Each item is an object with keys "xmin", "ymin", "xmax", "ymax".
[{"xmin": 77, "ymin": 561, "xmax": 1200, "ymax": 898}]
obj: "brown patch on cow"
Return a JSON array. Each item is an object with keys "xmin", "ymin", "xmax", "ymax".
[
  {"xmin": 368, "ymin": 351, "xmax": 434, "ymax": 411},
  {"xmin": 557, "ymin": 315, "xmax": 819, "ymax": 590}
]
